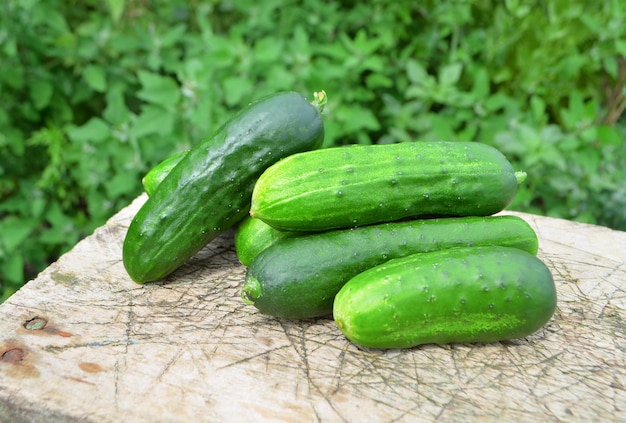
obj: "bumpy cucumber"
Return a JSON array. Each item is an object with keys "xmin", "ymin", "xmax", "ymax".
[
  {"xmin": 333, "ymin": 246, "xmax": 556, "ymax": 349},
  {"xmin": 123, "ymin": 91, "xmax": 325, "ymax": 283},
  {"xmin": 241, "ymin": 215, "xmax": 538, "ymax": 319},
  {"xmin": 142, "ymin": 150, "xmax": 188, "ymax": 197},
  {"xmin": 141, "ymin": 152, "xmax": 302, "ymax": 266},
  {"xmin": 234, "ymin": 217, "xmax": 302, "ymax": 266},
  {"xmin": 250, "ymin": 142, "xmax": 525, "ymax": 231}
]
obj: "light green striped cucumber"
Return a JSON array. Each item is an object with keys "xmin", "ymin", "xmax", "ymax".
[
  {"xmin": 333, "ymin": 246, "xmax": 556, "ymax": 349},
  {"xmin": 234, "ymin": 217, "xmax": 303, "ymax": 266},
  {"xmin": 142, "ymin": 150, "xmax": 188, "ymax": 197},
  {"xmin": 241, "ymin": 215, "xmax": 538, "ymax": 320},
  {"xmin": 250, "ymin": 142, "xmax": 526, "ymax": 232}
]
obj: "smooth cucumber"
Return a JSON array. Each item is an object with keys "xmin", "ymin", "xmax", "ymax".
[
  {"xmin": 234, "ymin": 217, "xmax": 303, "ymax": 266},
  {"xmin": 123, "ymin": 91, "xmax": 325, "ymax": 283},
  {"xmin": 142, "ymin": 150, "xmax": 188, "ymax": 197},
  {"xmin": 241, "ymin": 215, "xmax": 538, "ymax": 319},
  {"xmin": 250, "ymin": 142, "xmax": 525, "ymax": 232},
  {"xmin": 333, "ymin": 246, "xmax": 556, "ymax": 349}
]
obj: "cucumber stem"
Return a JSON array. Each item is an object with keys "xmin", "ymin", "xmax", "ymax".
[
  {"xmin": 515, "ymin": 171, "xmax": 527, "ymax": 185},
  {"xmin": 311, "ymin": 90, "xmax": 327, "ymax": 113}
]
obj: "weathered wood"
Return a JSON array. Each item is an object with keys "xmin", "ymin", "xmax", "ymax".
[{"xmin": 1, "ymin": 194, "xmax": 624, "ymax": 422}]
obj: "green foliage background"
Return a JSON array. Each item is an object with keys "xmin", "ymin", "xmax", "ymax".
[{"xmin": 1, "ymin": 0, "xmax": 625, "ymax": 300}]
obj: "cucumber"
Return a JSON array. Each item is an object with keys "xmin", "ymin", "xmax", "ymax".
[
  {"xmin": 142, "ymin": 150, "xmax": 188, "ymax": 197},
  {"xmin": 141, "ymin": 153, "xmax": 301, "ymax": 265},
  {"xmin": 123, "ymin": 91, "xmax": 325, "ymax": 283},
  {"xmin": 333, "ymin": 246, "xmax": 556, "ymax": 349},
  {"xmin": 250, "ymin": 142, "xmax": 525, "ymax": 232},
  {"xmin": 234, "ymin": 217, "xmax": 303, "ymax": 266},
  {"xmin": 140, "ymin": 151, "xmax": 302, "ymax": 267},
  {"xmin": 241, "ymin": 215, "xmax": 538, "ymax": 320}
]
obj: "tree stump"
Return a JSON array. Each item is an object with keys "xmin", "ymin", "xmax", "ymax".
[{"xmin": 1, "ymin": 194, "xmax": 624, "ymax": 422}]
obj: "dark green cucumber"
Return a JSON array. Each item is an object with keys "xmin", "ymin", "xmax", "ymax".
[
  {"xmin": 141, "ymin": 152, "xmax": 303, "ymax": 265},
  {"xmin": 143, "ymin": 156, "xmax": 306, "ymax": 266},
  {"xmin": 241, "ymin": 215, "xmax": 538, "ymax": 319},
  {"xmin": 142, "ymin": 150, "xmax": 188, "ymax": 196},
  {"xmin": 333, "ymin": 246, "xmax": 556, "ymax": 349},
  {"xmin": 234, "ymin": 217, "xmax": 303, "ymax": 266},
  {"xmin": 250, "ymin": 142, "xmax": 526, "ymax": 231},
  {"xmin": 123, "ymin": 91, "xmax": 325, "ymax": 283}
]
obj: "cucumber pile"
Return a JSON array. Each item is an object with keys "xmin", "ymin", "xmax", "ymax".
[{"xmin": 128, "ymin": 91, "xmax": 557, "ymax": 350}]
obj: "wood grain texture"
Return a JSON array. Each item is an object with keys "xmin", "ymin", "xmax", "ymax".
[{"xmin": 0, "ymin": 193, "xmax": 624, "ymax": 422}]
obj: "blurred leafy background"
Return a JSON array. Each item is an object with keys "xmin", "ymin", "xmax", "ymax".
[{"xmin": 1, "ymin": 0, "xmax": 625, "ymax": 301}]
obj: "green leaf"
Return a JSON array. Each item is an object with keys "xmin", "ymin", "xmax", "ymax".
[
  {"xmin": 530, "ymin": 95, "xmax": 547, "ymax": 124},
  {"xmin": 30, "ymin": 79, "xmax": 54, "ymax": 110},
  {"xmin": 222, "ymin": 76, "xmax": 253, "ymax": 107},
  {"xmin": 45, "ymin": 201, "xmax": 69, "ymax": 228},
  {"xmin": 597, "ymin": 125, "xmax": 622, "ymax": 146},
  {"xmin": 406, "ymin": 59, "xmax": 429, "ymax": 84},
  {"xmin": 336, "ymin": 105, "xmax": 380, "ymax": 134},
  {"xmin": 105, "ymin": 171, "xmax": 138, "ymax": 198},
  {"xmin": 471, "ymin": 67, "xmax": 490, "ymax": 99},
  {"xmin": 430, "ymin": 114, "xmax": 457, "ymax": 140},
  {"xmin": 159, "ymin": 24, "xmax": 186, "ymax": 48},
  {"xmin": 484, "ymin": 93, "xmax": 518, "ymax": 113},
  {"xmin": 1, "ymin": 62, "xmax": 24, "ymax": 89},
  {"xmin": 30, "ymin": 3, "xmax": 69, "ymax": 33},
  {"xmin": 83, "ymin": 64, "xmax": 107, "ymax": 92},
  {"xmin": 615, "ymin": 39, "xmax": 626, "ymax": 58},
  {"xmin": 253, "ymin": 37, "xmax": 283, "ymax": 63},
  {"xmin": 265, "ymin": 65, "xmax": 297, "ymax": 91},
  {"xmin": 0, "ymin": 217, "xmax": 38, "ymax": 253},
  {"xmin": 2, "ymin": 38, "xmax": 18, "ymax": 57},
  {"xmin": 137, "ymin": 71, "xmax": 181, "ymax": 107},
  {"xmin": 361, "ymin": 55, "xmax": 385, "ymax": 73},
  {"xmin": 2, "ymin": 254, "xmax": 24, "ymax": 285},
  {"xmin": 28, "ymin": 190, "xmax": 47, "ymax": 219},
  {"xmin": 561, "ymin": 91, "xmax": 595, "ymax": 131},
  {"xmin": 504, "ymin": 0, "xmax": 532, "ymax": 17},
  {"xmin": 105, "ymin": 0, "xmax": 125, "ymax": 22},
  {"xmin": 66, "ymin": 118, "xmax": 110, "ymax": 143},
  {"xmin": 366, "ymin": 73, "xmax": 393, "ymax": 89},
  {"xmin": 205, "ymin": 36, "xmax": 237, "ymax": 68},
  {"xmin": 342, "ymin": 28, "xmax": 382, "ymax": 56},
  {"xmin": 104, "ymin": 85, "xmax": 131, "ymax": 126},
  {"xmin": 290, "ymin": 25, "xmax": 310, "ymax": 55},
  {"xmin": 602, "ymin": 56, "xmax": 618, "ymax": 80},
  {"xmin": 130, "ymin": 105, "xmax": 175, "ymax": 138},
  {"xmin": 439, "ymin": 63, "xmax": 463, "ymax": 87},
  {"xmin": 405, "ymin": 85, "xmax": 429, "ymax": 100},
  {"xmin": 39, "ymin": 202, "xmax": 82, "ymax": 247}
]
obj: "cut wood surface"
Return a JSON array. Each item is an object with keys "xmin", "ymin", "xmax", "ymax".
[{"xmin": 1, "ymin": 194, "xmax": 624, "ymax": 422}]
